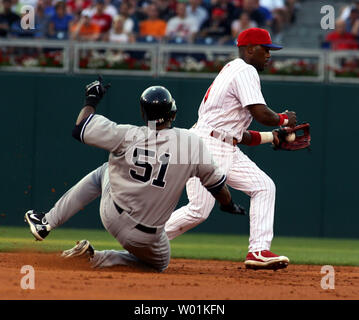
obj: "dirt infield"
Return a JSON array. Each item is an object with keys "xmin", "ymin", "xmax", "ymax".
[{"xmin": 0, "ymin": 252, "xmax": 358, "ymax": 300}]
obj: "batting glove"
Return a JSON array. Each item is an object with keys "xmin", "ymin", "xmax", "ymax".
[
  {"xmin": 84, "ymin": 75, "xmax": 111, "ymax": 108},
  {"xmin": 220, "ymin": 200, "xmax": 246, "ymax": 215}
]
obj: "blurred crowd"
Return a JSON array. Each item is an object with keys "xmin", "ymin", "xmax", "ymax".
[
  {"xmin": 0, "ymin": 0, "xmax": 299, "ymax": 45},
  {"xmin": 324, "ymin": 0, "xmax": 359, "ymax": 50}
]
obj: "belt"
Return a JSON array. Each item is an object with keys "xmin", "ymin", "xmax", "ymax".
[
  {"xmin": 210, "ymin": 130, "xmax": 238, "ymax": 146},
  {"xmin": 113, "ymin": 201, "xmax": 157, "ymax": 234}
]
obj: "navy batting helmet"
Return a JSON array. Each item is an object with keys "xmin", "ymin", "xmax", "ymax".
[{"xmin": 140, "ymin": 86, "xmax": 177, "ymax": 124}]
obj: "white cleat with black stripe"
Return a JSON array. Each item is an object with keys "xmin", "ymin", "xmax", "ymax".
[{"xmin": 24, "ymin": 210, "xmax": 51, "ymax": 241}]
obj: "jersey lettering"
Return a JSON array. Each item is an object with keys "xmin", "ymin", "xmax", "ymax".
[
  {"xmin": 129, "ymin": 148, "xmax": 155, "ymax": 183},
  {"xmin": 204, "ymin": 83, "xmax": 213, "ymax": 103},
  {"xmin": 129, "ymin": 148, "xmax": 171, "ymax": 188},
  {"xmin": 203, "ymin": 64, "xmax": 230, "ymax": 103},
  {"xmin": 152, "ymin": 153, "xmax": 171, "ymax": 187}
]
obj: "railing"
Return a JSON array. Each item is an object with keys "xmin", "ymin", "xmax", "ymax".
[
  {"xmin": 327, "ymin": 50, "xmax": 359, "ymax": 84},
  {"xmin": 1, "ymin": 39, "xmax": 358, "ymax": 83},
  {"xmin": 158, "ymin": 44, "xmax": 237, "ymax": 79},
  {"xmin": 72, "ymin": 41, "xmax": 157, "ymax": 77},
  {"xmin": 0, "ymin": 39, "xmax": 70, "ymax": 73},
  {"xmin": 260, "ymin": 49, "xmax": 326, "ymax": 83}
]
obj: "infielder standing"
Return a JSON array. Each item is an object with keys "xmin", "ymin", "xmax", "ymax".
[
  {"xmin": 24, "ymin": 79, "xmax": 244, "ymax": 271},
  {"xmin": 165, "ymin": 28, "xmax": 297, "ymax": 270}
]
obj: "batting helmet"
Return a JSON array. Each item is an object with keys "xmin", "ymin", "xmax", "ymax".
[{"xmin": 140, "ymin": 86, "xmax": 177, "ymax": 124}]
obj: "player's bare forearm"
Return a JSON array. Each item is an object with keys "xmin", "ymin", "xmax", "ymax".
[
  {"xmin": 247, "ymin": 104, "xmax": 280, "ymax": 126},
  {"xmin": 212, "ymin": 184, "xmax": 232, "ymax": 206},
  {"xmin": 76, "ymin": 106, "xmax": 95, "ymax": 125},
  {"xmin": 239, "ymin": 131, "xmax": 252, "ymax": 145},
  {"xmin": 247, "ymin": 104, "xmax": 296, "ymax": 127}
]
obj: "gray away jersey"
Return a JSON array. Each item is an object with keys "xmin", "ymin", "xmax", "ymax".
[{"xmin": 79, "ymin": 114, "xmax": 226, "ymax": 226}]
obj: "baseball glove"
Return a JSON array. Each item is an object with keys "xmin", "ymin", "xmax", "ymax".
[{"xmin": 272, "ymin": 123, "xmax": 311, "ymax": 151}]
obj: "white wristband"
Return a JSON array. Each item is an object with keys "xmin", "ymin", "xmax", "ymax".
[
  {"xmin": 283, "ymin": 110, "xmax": 289, "ymax": 126},
  {"xmin": 259, "ymin": 132, "xmax": 274, "ymax": 144}
]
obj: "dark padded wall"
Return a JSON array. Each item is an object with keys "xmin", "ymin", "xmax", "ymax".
[{"xmin": 0, "ymin": 73, "xmax": 357, "ymax": 238}]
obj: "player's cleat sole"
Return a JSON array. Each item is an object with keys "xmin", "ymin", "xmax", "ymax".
[
  {"xmin": 61, "ymin": 240, "xmax": 94, "ymax": 259},
  {"xmin": 244, "ymin": 250, "xmax": 289, "ymax": 271},
  {"xmin": 245, "ymin": 261, "xmax": 289, "ymax": 271},
  {"xmin": 24, "ymin": 210, "xmax": 51, "ymax": 241}
]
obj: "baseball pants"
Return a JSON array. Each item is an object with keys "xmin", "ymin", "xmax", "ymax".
[
  {"xmin": 165, "ymin": 126, "xmax": 276, "ymax": 252},
  {"xmin": 45, "ymin": 162, "xmax": 170, "ymax": 272}
]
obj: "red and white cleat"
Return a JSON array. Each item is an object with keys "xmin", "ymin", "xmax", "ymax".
[{"xmin": 245, "ymin": 250, "xmax": 289, "ymax": 270}]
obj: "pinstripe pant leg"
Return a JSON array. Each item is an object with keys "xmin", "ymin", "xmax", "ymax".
[
  {"xmin": 165, "ymin": 134, "xmax": 231, "ymax": 240},
  {"xmin": 165, "ymin": 176, "xmax": 216, "ymax": 240},
  {"xmin": 226, "ymin": 149, "xmax": 276, "ymax": 252}
]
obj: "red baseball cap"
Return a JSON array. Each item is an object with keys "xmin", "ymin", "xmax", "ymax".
[
  {"xmin": 236, "ymin": 28, "xmax": 283, "ymax": 50},
  {"xmin": 212, "ymin": 8, "xmax": 226, "ymax": 17}
]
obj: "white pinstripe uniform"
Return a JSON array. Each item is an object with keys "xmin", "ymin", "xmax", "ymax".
[{"xmin": 165, "ymin": 58, "xmax": 277, "ymax": 253}]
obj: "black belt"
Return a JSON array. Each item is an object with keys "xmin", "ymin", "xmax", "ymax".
[{"xmin": 113, "ymin": 201, "xmax": 157, "ymax": 234}]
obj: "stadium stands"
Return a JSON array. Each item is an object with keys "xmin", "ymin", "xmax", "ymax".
[{"xmin": 0, "ymin": 0, "xmax": 301, "ymax": 45}]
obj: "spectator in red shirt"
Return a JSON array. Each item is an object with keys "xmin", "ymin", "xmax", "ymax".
[
  {"xmin": 67, "ymin": 0, "xmax": 92, "ymax": 15},
  {"xmin": 325, "ymin": 19, "xmax": 359, "ymax": 50},
  {"xmin": 91, "ymin": 0, "xmax": 113, "ymax": 41}
]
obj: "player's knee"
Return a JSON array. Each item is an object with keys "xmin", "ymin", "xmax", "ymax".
[
  {"xmin": 187, "ymin": 198, "xmax": 214, "ymax": 220},
  {"xmin": 265, "ymin": 176, "xmax": 276, "ymax": 195},
  {"xmin": 197, "ymin": 215, "xmax": 208, "ymax": 224},
  {"xmin": 187, "ymin": 206, "xmax": 210, "ymax": 222},
  {"xmin": 155, "ymin": 255, "xmax": 170, "ymax": 272},
  {"xmin": 252, "ymin": 175, "xmax": 276, "ymax": 196}
]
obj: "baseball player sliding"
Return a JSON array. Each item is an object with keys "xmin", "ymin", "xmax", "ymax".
[
  {"xmin": 165, "ymin": 28, "xmax": 297, "ymax": 270},
  {"xmin": 24, "ymin": 79, "xmax": 244, "ymax": 271}
]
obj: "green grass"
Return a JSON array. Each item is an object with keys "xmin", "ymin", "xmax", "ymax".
[{"xmin": 1, "ymin": 226, "xmax": 358, "ymax": 266}]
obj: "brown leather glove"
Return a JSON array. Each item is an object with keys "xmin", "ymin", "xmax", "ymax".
[{"xmin": 272, "ymin": 123, "xmax": 311, "ymax": 151}]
